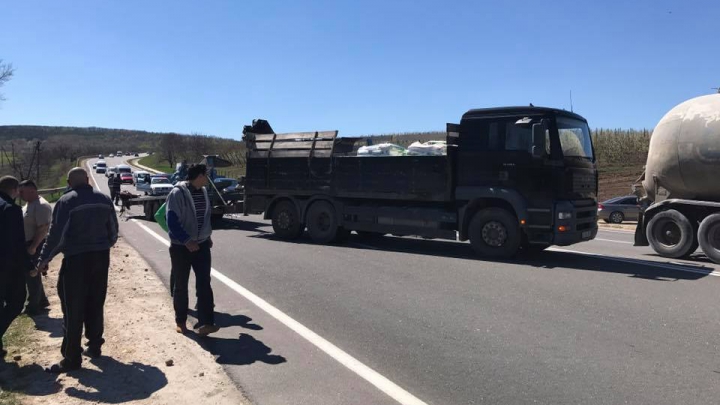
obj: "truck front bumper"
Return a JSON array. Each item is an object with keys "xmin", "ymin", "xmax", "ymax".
[{"xmin": 552, "ymin": 200, "xmax": 598, "ymax": 246}]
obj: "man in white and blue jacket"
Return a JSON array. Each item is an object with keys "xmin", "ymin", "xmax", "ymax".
[{"xmin": 166, "ymin": 164, "xmax": 219, "ymax": 337}]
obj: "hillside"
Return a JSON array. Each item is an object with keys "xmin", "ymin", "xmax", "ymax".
[{"xmin": 1, "ymin": 124, "xmax": 649, "ymax": 201}]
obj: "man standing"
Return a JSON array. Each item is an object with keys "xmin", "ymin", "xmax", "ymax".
[
  {"xmin": 109, "ymin": 173, "xmax": 122, "ymax": 206},
  {"xmin": 18, "ymin": 180, "xmax": 52, "ymax": 315},
  {"xmin": 35, "ymin": 168, "xmax": 118, "ymax": 373},
  {"xmin": 166, "ymin": 164, "xmax": 219, "ymax": 336},
  {"xmin": 0, "ymin": 176, "xmax": 31, "ymax": 358}
]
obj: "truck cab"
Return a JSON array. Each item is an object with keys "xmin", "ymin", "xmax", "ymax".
[{"xmin": 455, "ymin": 107, "xmax": 598, "ymax": 248}]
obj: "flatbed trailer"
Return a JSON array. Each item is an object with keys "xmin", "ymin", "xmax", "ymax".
[{"xmin": 119, "ymin": 189, "xmax": 244, "ymax": 222}]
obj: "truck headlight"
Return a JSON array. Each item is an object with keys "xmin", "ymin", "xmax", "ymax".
[{"xmin": 558, "ymin": 211, "xmax": 572, "ymax": 220}]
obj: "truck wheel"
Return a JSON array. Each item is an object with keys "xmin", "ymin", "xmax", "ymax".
[
  {"xmin": 646, "ymin": 209, "xmax": 696, "ymax": 258},
  {"xmin": 306, "ymin": 201, "xmax": 339, "ymax": 243},
  {"xmin": 698, "ymin": 214, "xmax": 720, "ymax": 264},
  {"xmin": 609, "ymin": 211, "xmax": 624, "ymax": 224},
  {"xmin": 469, "ymin": 208, "xmax": 521, "ymax": 258},
  {"xmin": 271, "ymin": 201, "xmax": 303, "ymax": 240}
]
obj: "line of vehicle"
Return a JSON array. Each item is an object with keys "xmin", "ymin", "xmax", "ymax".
[{"xmin": 129, "ymin": 221, "xmax": 428, "ymax": 405}]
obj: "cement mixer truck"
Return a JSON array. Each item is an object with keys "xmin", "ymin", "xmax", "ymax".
[{"xmin": 634, "ymin": 94, "xmax": 720, "ymax": 263}]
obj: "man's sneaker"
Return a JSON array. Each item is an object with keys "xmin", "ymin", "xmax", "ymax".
[
  {"xmin": 82, "ymin": 348, "xmax": 102, "ymax": 359},
  {"xmin": 175, "ymin": 323, "xmax": 189, "ymax": 334},
  {"xmin": 196, "ymin": 324, "xmax": 220, "ymax": 337}
]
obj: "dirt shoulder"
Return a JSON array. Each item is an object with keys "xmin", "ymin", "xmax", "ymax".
[{"xmin": 0, "ymin": 237, "xmax": 250, "ymax": 405}]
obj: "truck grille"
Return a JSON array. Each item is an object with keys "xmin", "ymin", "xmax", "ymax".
[
  {"xmin": 572, "ymin": 173, "xmax": 596, "ymax": 193},
  {"xmin": 573, "ymin": 199, "xmax": 597, "ymax": 231}
]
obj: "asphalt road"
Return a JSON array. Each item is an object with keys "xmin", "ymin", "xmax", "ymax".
[{"xmin": 87, "ymin": 156, "xmax": 720, "ymax": 405}]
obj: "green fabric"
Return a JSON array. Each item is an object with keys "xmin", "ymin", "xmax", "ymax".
[{"xmin": 154, "ymin": 202, "xmax": 168, "ymax": 232}]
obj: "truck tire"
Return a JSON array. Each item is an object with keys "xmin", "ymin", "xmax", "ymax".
[
  {"xmin": 698, "ymin": 214, "xmax": 720, "ymax": 264},
  {"xmin": 646, "ymin": 209, "xmax": 696, "ymax": 258},
  {"xmin": 306, "ymin": 201, "xmax": 339, "ymax": 243},
  {"xmin": 271, "ymin": 201, "xmax": 303, "ymax": 240},
  {"xmin": 468, "ymin": 208, "xmax": 521, "ymax": 258}
]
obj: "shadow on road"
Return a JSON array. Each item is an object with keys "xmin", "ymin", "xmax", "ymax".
[
  {"xmin": 30, "ymin": 311, "xmax": 64, "ymax": 338},
  {"xmin": 212, "ymin": 216, "xmax": 271, "ymax": 232},
  {"xmin": 0, "ymin": 356, "xmax": 166, "ymax": 403},
  {"xmin": 188, "ymin": 310, "xmax": 263, "ymax": 330},
  {"xmin": 250, "ymin": 233, "xmax": 712, "ymax": 281},
  {"xmin": 64, "ymin": 357, "xmax": 168, "ymax": 403},
  {"xmin": 0, "ymin": 359, "xmax": 61, "ymax": 397},
  {"xmin": 189, "ymin": 333, "xmax": 286, "ymax": 366}
]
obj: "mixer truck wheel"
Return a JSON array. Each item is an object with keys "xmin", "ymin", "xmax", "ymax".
[
  {"xmin": 697, "ymin": 214, "xmax": 720, "ymax": 264},
  {"xmin": 646, "ymin": 210, "xmax": 696, "ymax": 258},
  {"xmin": 469, "ymin": 208, "xmax": 521, "ymax": 258},
  {"xmin": 306, "ymin": 200, "xmax": 339, "ymax": 244}
]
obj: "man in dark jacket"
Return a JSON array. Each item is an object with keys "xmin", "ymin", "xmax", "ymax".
[
  {"xmin": 0, "ymin": 176, "xmax": 32, "ymax": 358},
  {"xmin": 34, "ymin": 168, "xmax": 118, "ymax": 373},
  {"xmin": 110, "ymin": 173, "xmax": 122, "ymax": 206}
]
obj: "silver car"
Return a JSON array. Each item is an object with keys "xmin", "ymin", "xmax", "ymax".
[{"xmin": 598, "ymin": 195, "xmax": 640, "ymax": 223}]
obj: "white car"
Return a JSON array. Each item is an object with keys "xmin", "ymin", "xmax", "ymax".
[
  {"xmin": 95, "ymin": 160, "xmax": 107, "ymax": 174},
  {"xmin": 137, "ymin": 176, "xmax": 173, "ymax": 196},
  {"xmin": 109, "ymin": 154, "xmax": 115, "ymax": 158}
]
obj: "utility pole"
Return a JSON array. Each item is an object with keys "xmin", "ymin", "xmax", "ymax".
[{"xmin": 36, "ymin": 141, "xmax": 41, "ymax": 184}]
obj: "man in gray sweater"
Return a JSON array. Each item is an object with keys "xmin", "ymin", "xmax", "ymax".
[
  {"xmin": 35, "ymin": 168, "xmax": 118, "ymax": 373},
  {"xmin": 166, "ymin": 164, "xmax": 219, "ymax": 337}
]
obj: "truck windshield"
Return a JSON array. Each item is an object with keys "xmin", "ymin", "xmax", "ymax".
[{"xmin": 557, "ymin": 117, "xmax": 593, "ymax": 159}]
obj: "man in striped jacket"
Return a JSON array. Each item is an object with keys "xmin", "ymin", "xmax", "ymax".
[{"xmin": 166, "ymin": 164, "xmax": 219, "ymax": 337}]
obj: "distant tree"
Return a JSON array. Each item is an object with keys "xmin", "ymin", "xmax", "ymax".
[
  {"xmin": 159, "ymin": 133, "xmax": 182, "ymax": 168},
  {"xmin": 0, "ymin": 59, "xmax": 14, "ymax": 102}
]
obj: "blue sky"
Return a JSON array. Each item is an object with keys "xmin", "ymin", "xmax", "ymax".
[{"xmin": 0, "ymin": 0, "xmax": 717, "ymax": 139}]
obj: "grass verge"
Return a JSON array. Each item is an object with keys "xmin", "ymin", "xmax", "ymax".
[
  {"xmin": 137, "ymin": 154, "xmax": 174, "ymax": 174},
  {"xmin": 0, "ymin": 314, "xmax": 36, "ymax": 405}
]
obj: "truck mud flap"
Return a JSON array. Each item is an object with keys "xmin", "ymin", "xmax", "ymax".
[{"xmin": 634, "ymin": 212, "xmax": 649, "ymax": 246}]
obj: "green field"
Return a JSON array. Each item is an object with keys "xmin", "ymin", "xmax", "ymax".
[{"xmin": 137, "ymin": 154, "xmax": 174, "ymax": 174}]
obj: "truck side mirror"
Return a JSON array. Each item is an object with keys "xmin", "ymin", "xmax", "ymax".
[{"xmin": 531, "ymin": 123, "xmax": 546, "ymax": 159}]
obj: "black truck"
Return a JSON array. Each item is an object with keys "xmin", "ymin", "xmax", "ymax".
[{"xmin": 242, "ymin": 106, "xmax": 598, "ymax": 258}]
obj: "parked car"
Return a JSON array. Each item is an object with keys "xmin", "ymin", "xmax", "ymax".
[
  {"xmin": 598, "ymin": 195, "xmax": 640, "ymax": 223},
  {"xmin": 214, "ymin": 177, "xmax": 239, "ymax": 192},
  {"xmin": 133, "ymin": 171, "xmax": 150, "ymax": 184},
  {"xmin": 136, "ymin": 175, "xmax": 173, "ymax": 196},
  {"xmin": 119, "ymin": 172, "xmax": 134, "ymax": 184}
]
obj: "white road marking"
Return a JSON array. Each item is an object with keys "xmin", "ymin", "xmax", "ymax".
[
  {"xmin": 597, "ymin": 228, "xmax": 634, "ymax": 234},
  {"xmin": 548, "ymin": 247, "xmax": 720, "ymax": 277},
  {"xmin": 593, "ymin": 238, "xmax": 632, "ymax": 244},
  {"xmin": 128, "ymin": 220, "xmax": 428, "ymax": 405}
]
